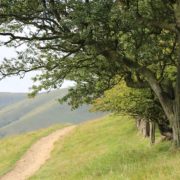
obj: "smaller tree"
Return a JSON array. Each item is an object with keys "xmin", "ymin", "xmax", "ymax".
[{"xmin": 92, "ymin": 82, "xmax": 173, "ymax": 142}]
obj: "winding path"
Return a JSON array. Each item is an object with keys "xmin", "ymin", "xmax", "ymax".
[{"xmin": 0, "ymin": 126, "xmax": 76, "ymax": 180}]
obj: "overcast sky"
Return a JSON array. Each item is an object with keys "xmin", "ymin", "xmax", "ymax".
[{"xmin": 0, "ymin": 46, "xmax": 73, "ymax": 93}]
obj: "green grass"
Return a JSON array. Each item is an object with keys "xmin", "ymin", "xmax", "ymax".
[
  {"xmin": 30, "ymin": 115, "xmax": 180, "ymax": 180},
  {"xmin": 0, "ymin": 124, "xmax": 67, "ymax": 176}
]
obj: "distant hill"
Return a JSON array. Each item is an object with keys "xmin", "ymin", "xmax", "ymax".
[
  {"xmin": 0, "ymin": 92, "xmax": 26, "ymax": 109},
  {"xmin": 0, "ymin": 89, "xmax": 105, "ymax": 137}
]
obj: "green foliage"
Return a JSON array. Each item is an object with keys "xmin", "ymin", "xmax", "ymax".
[
  {"xmin": 92, "ymin": 82, "xmax": 151, "ymax": 114},
  {"xmin": 91, "ymin": 82, "xmax": 164, "ymax": 122},
  {"xmin": 0, "ymin": 1, "xmax": 177, "ymax": 104}
]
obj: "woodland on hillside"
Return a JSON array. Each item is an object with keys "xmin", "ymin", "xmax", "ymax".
[{"xmin": 0, "ymin": 0, "xmax": 180, "ymax": 147}]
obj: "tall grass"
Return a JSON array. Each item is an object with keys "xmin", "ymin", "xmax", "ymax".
[{"xmin": 30, "ymin": 115, "xmax": 180, "ymax": 180}]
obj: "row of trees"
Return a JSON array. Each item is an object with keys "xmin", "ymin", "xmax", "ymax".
[
  {"xmin": 0, "ymin": 0, "xmax": 180, "ymax": 147},
  {"xmin": 91, "ymin": 82, "xmax": 172, "ymax": 143}
]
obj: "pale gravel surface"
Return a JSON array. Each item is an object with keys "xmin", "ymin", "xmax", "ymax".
[{"xmin": 0, "ymin": 125, "xmax": 76, "ymax": 180}]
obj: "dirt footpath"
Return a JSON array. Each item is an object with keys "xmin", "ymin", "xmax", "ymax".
[{"xmin": 0, "ymin": 125, "xmax": 76, "ymax": 180}]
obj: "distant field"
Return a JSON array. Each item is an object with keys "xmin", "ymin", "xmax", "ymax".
[
  {"xmin": 0, "ymin": 124, "xmax": 67, "ymax": 176},
  {"xmin": 30, "ymin": 115, "xmax": 179, "ymax": 180},
  {"xmin": 0, "ymin": 89, "xmax": 105, "ymax": 137}
]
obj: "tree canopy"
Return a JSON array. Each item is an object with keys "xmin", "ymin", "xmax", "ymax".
[{"xmin": 0, "ymin": 0, "xmax": 180, "ymax": 146}]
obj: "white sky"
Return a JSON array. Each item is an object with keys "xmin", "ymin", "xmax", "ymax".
[{"xmin": 0, "ymin": 46, "xmax": 74, "ymax": 93}]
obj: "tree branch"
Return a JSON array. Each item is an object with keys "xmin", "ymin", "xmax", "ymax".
[
  {"xmin": 0, "ymin": 32, "xmax": 60, "ymax": 44},
  {"xmin": 124, "ymin": 71, "xmax": 149, "ymax": 89}
]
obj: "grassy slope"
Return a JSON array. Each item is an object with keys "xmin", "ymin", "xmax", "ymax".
[
  {"xmin": 0, "ymin": 124, "xmax": 67, "ymax": 176},
  {"xmin": 30, "ymin": 115, "xmax": 180, "ymax": 180}
]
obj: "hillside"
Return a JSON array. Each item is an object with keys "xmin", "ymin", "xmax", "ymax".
[
  {"xmin": 0, "ymin": 92, "xmax": 26, "ymax": 109},
  {"xmin": 31, "ymin": 115, "xmax": 178, "ymax": 180},
  {"xmin": 1, "ymin": 115, "xmax": 179, "ymax": 180},
  {"xmin": 0, "ymin": 89, "xmax": 105, "ymax": 137}
]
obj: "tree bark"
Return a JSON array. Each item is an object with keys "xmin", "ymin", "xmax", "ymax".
[
  {"xmin": 172, "ymin": 2, "xmax": 180, "ymax": 147},
  {"xmin": 136, "ymin": 118, "xmax": 150, "ymax": 137},
  {"xmin": 157, "ymin": 119, "xmax": 173, "ymax": 140},
  {"xmin": 172, "ymin": 39, "xmax": 180, "ymax": 147},
  {"xmin": 150, "ymin": 121, "xmax": 156, "ymax": 144},
  {"xmin": 142, "ymin": 69, "xmax": 175, "ymax": 124}
]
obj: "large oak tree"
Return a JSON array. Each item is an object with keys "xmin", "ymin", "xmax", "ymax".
[{"xmin": 0, "ymin": 0, "xmax": 180, "ymax": 147}]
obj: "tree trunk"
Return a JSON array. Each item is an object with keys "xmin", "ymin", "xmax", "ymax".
[
  {"xmin": 150, "ymin": 121, "xmax": 155, "ymax": 144},
  {"xmin": 172, "ymin": 64, "xmax": 180, "ymax": 147},
  {"xmin": 122, "ymin": 35, "xmax": 180, "ymax": 146},
  {"xmin": 143, "ymin": 120, "xmax": 150, "ymax": 137},
  {"xmin": 172, "ymin": 2, "xmax": 180, "ymax": 147},
  {"xmin": 143, "ymin": 69, "xmax": 174, "ymax": 124},
  {"xmin": 136, "ymin": 118, "xmax": 150, "ymax": 137},
  {"xmin": 157, "ymin": 119, "xmax": 173, "ymax": 140}
]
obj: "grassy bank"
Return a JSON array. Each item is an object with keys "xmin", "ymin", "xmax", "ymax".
[
  {"xmin": 0, "ymin": 124, "xmax": 66, "ymax": 176},
  {"xmin": 30, "ymin": 115, "xmax": 180, "ymax": 180}
]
